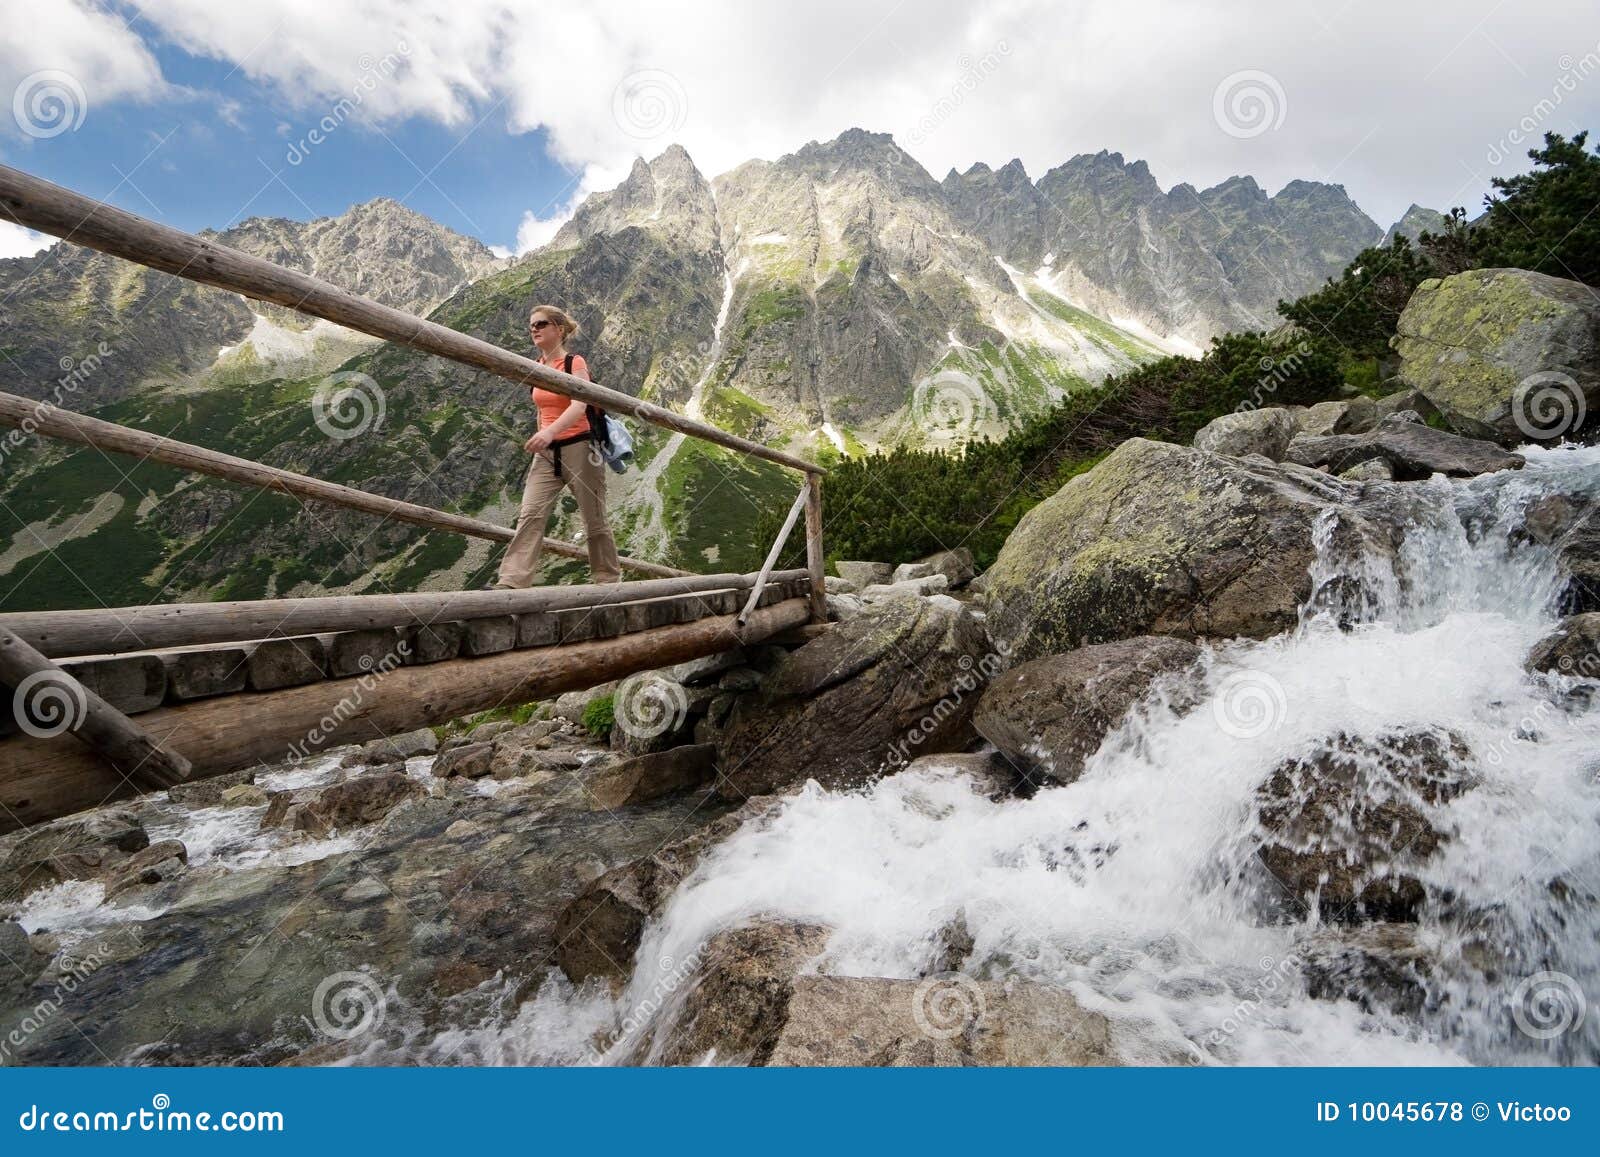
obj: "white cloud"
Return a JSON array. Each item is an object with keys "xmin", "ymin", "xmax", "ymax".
[
  {"xmin": 0, "ymin": 220, "xmax": 56, "ymax": 259},
  {"xmin": 0, "ymin": 0, "xmax": 165, "ymax": 130},
  {"xmin": 7, "ymin": 1, "xmax": 1600, "ymax": 228}
]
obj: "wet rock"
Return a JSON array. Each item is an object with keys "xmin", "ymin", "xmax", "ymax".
[
  {"xmin": 716, "ymin": 667, "xmax": 762, "ymax": 693},
  {"xmin": 219, "ymin": 784, "xmax": 269, "ymax": 807},
  {"xmin": 1286, "ymin": 414, "xmax": 1524, "ymax": 480},
  {"xmin": 1298, "ymin": 397, "xmax": 1379, "ymax": 437},
  {"xmin": 716, "ymin": 596, "xmax": 996, "ymax": 798},
  {"xmin": 555, "ymin": 796, "xmax": 787, "ymax": 987},
  {"xmin": 0, "ymin": 808, "xmax": 150, "ymax": 903},
  {"xmin": 0, "ymin": 920, "xmax": 44, "ymax": 1005},
  {"xmin": 1255, "ymin": 729, "xmax": 1475, "ymax": 923},
  {"xmin": 767, "ymin": 975, "xmax": 1121, "ymax": 1067},
  {"xmin": 1393, "ymin": 267, "xmax": 1600, "ymax": 444},
  {"xmin": 894, "ymin": 752, "xmax": 1022, "ymax": 800},
  {"xmin": 1525, "ymin": 613, "xmax": 1600, "ymax": 678},
  {"xmin": 1193, "ymin": 407, "xmax": 1301, "ymax": 460},
  {"xmin": 353, "ymin": 727, "xmax": 438, "ymax": 765},
  {"xmin": 490, "ymin": 747, "xmax": 585, "ymax": 781},
  {"xmin": 434, "ymin": 741, "xmax": 495, "ymax": 779},
  {"xmin": 1299, "ymin": 923, "xmax": 1432, "ymax": 1018},
  {"xmin": 834, "ymin": 561, "xmax": 893, "ymax": 588},
  {"xmin": 261, "ymin": 770, "xmax": 424, "ymax": 835},
  {"xmin": 645, "ymin": 920, "xmax": 831, "ymax": 1065},
  {"xmin": 103, "ymin": 840, "xmax": 189, "ymax": 901},
  {"xmin": 167, "ymin": 767, "xmax": 255, "ymax": 807},
  {"xmin": 982, "ymin": 438, "xmax": 1410, "ymax": 659},
  {"xmin": 1517, "ymin": 494, "xmax": 1600, "ymax": 614},
  {"xmin": 974, "ymin": 636, "xmax": 1203, "ymax": 786}
]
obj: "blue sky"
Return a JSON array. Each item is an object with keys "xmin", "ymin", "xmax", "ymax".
[{"xmin": 3, "ymin": 0, "xmax": 1598, "ymax": 259}]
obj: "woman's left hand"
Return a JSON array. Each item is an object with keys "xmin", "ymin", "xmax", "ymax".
[{"xmin": 524, "ymin": 429, "xmax": 552, "ymax": 455}]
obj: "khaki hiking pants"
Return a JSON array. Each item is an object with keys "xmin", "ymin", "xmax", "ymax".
[{"xmin": 497, "ymin": 443, "xmax": 622, "ymax": 586}]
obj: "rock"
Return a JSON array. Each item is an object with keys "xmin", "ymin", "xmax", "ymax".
[
  {"xmin": 1371, "ymin": 387, "xmax": 1442, "ymax": 425},
  {"xmin": 434, "ymin": 741, "xmax": 495, "ymax": 779},
  {"xmin": 664, "ymin": 652, "xmax": 745, "ymax": 686},
  {"xmin": 1255, "ymin": 729, "xmax": 1475, "ymax": 923},
  {"xmin": 610, "ymin": 672, "xmax": 698, "ymax": 755},
  {"xmin": 1193, "ymin": 407, "xmax": 1301, "ymax": 460},
  {"xmin": 553, "ymin": 681, "xmax": 618, "ymax": 723},
  {"xmin": 716, "ymin": 596, "xmax": 998, "ymax": 798},
  {"xmin": 1286, "ymin": 414, "xmax": 1524, "ymax": 480},
  {"xmin": 825, "ymin": 593, "xmax": 866, "ymax": 622},
  {"xmin": 891, "ymin": 561, "xmax": 936, "ymax": 583},
  {"xmin": 0, "ymin": 920, "xmax": 44, "ymax": 1006},
  {"xmin": 555, "ymin": 796, "xmax": 787, "ymax": 987},
  {"xmin": 490, "ymin": 746, "xmax": 585, "ymax": 781},
  {"xmin": 913, "ymin": 547, "xmax": 978, "ymax": 589},
  {"xmin": 585, "ymin": 744, "xmax": 717, "ymax": 810},
  {"xmin": 834, "ymin": 561, "xmax": 893, "ymax": 588},
  {"xmin": 1393, "ymin": 267, "xmax": 1600, "ymax": 445},
  {"xmin": 167, "ymin": 767, "xmax": 255, "ymax": 807},
  {"xmin": 1298, "ymin": 398, "xmax": 1378, "ymax": 437},
  {"xmin": 1525, "ymin": 613, "xmax": 1600, "ymax": 678},
  {"xmin": 982, "ymin": 438, "xmax": 1406, "ymax": 659},
  {"xmin": 1299, "ymin": 924, "xmax": 1431, "ymax": 1017},
  {"xmin": 354, "ymin": 727, "xmax": 438, "ymax": 764},
  {"xmin": 645, "ymin": 921, "xmax": 831, "ymax": 1065},
  {"xmin": 261, "ymin": 770, "xmax": 424, "ymax": 835},
  {"xmin": 103, "ymin": 840, "xmax": 189, "ymax": 900},
  {"xmin": 219, "ymin": 784, "xmax": 269, "ymax": 807},
  {"xmin": 1338, "ymin": 458, "xmax": 1394, "ymax": 482},
  {"xmin": 1518, "ymin": 496, "xmax": 1600, "ymax": 614},
  {"xmin": 716, "ymin": 668, "xmax": 762, "ymax": 693},
  {"xmin": 893, "ymin": 752, "xmax": 1022, "ymax": 800},
  {"xmin": 823, "ymin": 575, "xmax": 857, "ymax": 594},
  {"xmin": 860, "ymin": 573, "xmax": 949, "ymax": 600},
  {"xmin": 0, "ymin": 808, "xmax": 149, "ymax": 903},
  {"xmin": 767, "ymin": 975, "xmax": 1121, "ymax": 1067},
  {"xmin": 973, "ymin": 636, "xmax": 1203, "ymax": 785}
]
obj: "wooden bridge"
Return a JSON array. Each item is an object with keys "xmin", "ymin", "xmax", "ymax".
[{"xmin": 0, "ymin": 165, "xmax": 827, "ymax": 834}]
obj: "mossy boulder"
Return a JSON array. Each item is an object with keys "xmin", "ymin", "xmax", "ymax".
[
  {"xmin": 982, "ymin": 438, "xmax": 1405, "ymax": 659},
  {"xmin": 1392, "ymin": 267, "xmax": 1600, "ymax": 445}
]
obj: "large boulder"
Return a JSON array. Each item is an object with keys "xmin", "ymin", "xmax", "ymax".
[
  {"xmin": 1286, "ymin": 413, "xmax": 1525, "ymax": 480},
  {"xmin": 1254, "ymin": 729, "xmax": 1475, "ymax": 923},
  {"xmin": 973, "ymin": 636, "xmax": 1202, "ymax": 785},
  {"xmin": 715, "ymin": 596, "xmax": 998, "ymax": 798},
  {"xmin": 982, "ymin": 438, "xmax": 1404, "ymax": 659},
  {"xmin": 1518, "ymin": 494, "xmax": 1600, "ymax": 614},
  {"xmin": 1192, "ymin": 407, "xmax": 1301, "ymax": 460},
  {"xmin": 1525, "ymin": 613, "xmax": 1600, "ymax": 677},
  {"xmin": 1392, "ymin": 267, "xmax": 1600, "ymax": 445}
]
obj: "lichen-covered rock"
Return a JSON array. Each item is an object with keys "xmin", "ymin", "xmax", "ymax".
[
  {"xmin": 716, "ymin": 596, "xmax": 998, "ymax": 797},
  {"xmin": 833, "ymin": 561, "xmax": 893, "ymax": 588},
  {"xmin": 982, "ymin": 438, "xmax": 1404, "ymax": 659},
  {"xmin": 913, "ymin": 547, "xmax": 978, "ymax": 589},
  {"xmin": 1192, "ymin": 407, "xmax": 1301, "ymax": 460},
  {"xmin": 1392, "ymin": 267, "xmax": 1600, "ymax": 444},
  {"xmin": 1298, "ymin": 397, "xmax": 1379, "ymax": 438},
  {"xmin": 974, "ymin": 636, "xmax": 1203, "ymax": 785},
  {"xmin": 1254, "ymin": 729, "xmax": 1475, "ymax": 923}
]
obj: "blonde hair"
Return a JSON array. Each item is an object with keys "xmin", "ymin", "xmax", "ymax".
[{"xmin": 530, "ymin": 304, "xmax": 580, "ymax": 340}]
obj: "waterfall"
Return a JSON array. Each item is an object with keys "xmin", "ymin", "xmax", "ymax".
[{"xmin": 412, "ymin": 445, "xmax": 1600, "ymax": 1065}]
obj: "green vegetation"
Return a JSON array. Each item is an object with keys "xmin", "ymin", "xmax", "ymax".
[{"xmin": 581, "ymin": 694, "xmax": 616, "ymax": 738}]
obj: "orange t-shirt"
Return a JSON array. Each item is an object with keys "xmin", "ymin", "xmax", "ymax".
[{"xmin": 531, "ymin": 354, "xmax": 590, "ymax": 438}]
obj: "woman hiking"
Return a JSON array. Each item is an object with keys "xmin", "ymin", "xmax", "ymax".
[{"xmin": 491, "ymin": 304, "xmax": 622, "ymax": 588}]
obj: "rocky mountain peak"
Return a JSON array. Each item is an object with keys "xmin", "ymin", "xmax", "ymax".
[
  {"xmin": 551, "ymin": 146, "xmax": 719, "ymax": 254},
  {"xmin": 1383, "ymin": 203, "xmax": 1449, "ymax": 246}
]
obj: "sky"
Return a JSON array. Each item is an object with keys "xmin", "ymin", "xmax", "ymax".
[{"xmin": 1, "ymin": 0, "xmax": 1598, "ymax": 260}]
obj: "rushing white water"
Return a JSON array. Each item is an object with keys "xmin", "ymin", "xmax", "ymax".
[{"xmin": 425, "ymin": 443, "xmax": 1599, "ymax": 1066}]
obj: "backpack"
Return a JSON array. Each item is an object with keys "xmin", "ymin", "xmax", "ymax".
[{"xmin": 560, "ymin": 354, "xmax": 633, "ymax": 474}]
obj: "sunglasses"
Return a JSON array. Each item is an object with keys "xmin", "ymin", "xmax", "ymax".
[{"xmin": 529, "ymin": 319, "xmax": 555, "ymax": 331}]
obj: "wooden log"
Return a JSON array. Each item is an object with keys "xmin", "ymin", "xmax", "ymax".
[
  {"xmin": 0, "ymin": 389, "xmax": 685, "ymax": 581},
  {"xmin": 0, "ymin": 599, "xmax": 810, "ymax": 831},
  {"xmin": 162, "ymin": 648, "xmax": 249, "ymax": 701},
  {"xmin": 245, "ymin": 636, "xmax": 328, "ymax": 691},
  {"xmin": 0, "ymin": 166, "xmax": 822, "ymax": 477},
  {"xmin": 0, "ymin": 627, "xmax": 190, "ymax": 792},
  {"xmin": 322, "ymin": 628, "xmax": 407, "ymax": 678},
  {"xmin": 59, "ymin": 654, "xmax": 166, "ymax": 714},
  {"xmin": 805, "ymin": 473, "xmax": 827, "ymax": 623},
  {"xmin": 403, "ymin": 621, "xmax": 463, "ymax": 664},
  {"xmin": 460, "ymin": 616, "xmax": 516, "ymax": 657},
  {"xmin": 1, "ymin": 569, "xmax": 806, "ymax": 658}
]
